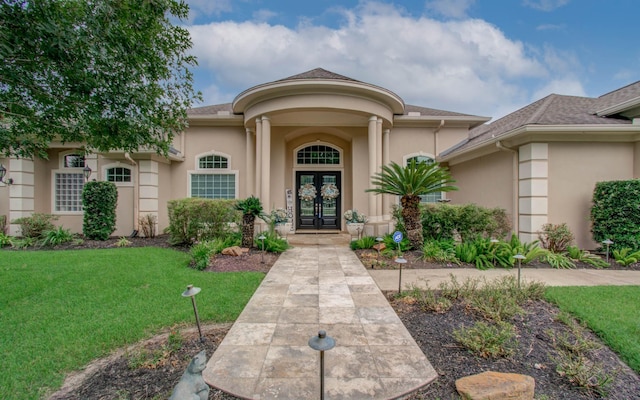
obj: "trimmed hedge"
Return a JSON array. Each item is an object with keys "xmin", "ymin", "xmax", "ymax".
[
  {"xmin": 421, "ymin": 203, "xmax": 510, "ymax": 242},
  {"xmin": 167, "ymin": 198, "xmax": 240, "ymax": 245},
  {"xmin": 82, "ymin": 181, "xmax": 118, "ymax": 240},
  {"xmin": 591, "ymin": 180, "xmax": 640, "ymax": 251}
]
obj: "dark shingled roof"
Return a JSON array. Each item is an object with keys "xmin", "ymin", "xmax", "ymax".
[
  {"xmin": 187, "ymin": 103, "xmax": 233, "ymax": 116},
  {"xmin": 277, "ymin": 68, "xmax": 360, "ymax": 82},
  {"xmin": 405, "ymin": 104, "xmax": 481, "ymax": 118},
  {"xmin": 443, "ymin": 82, "xmax": 640, "ymax": 157}
]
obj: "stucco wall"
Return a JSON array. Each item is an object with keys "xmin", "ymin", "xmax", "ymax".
[
  {"xmin": 448, "ymin": 150, "xmax": 515, "ymax": 226},
  {"xmin": 548, "ymin": 142, "xmax": 634, "ymax": 249}
]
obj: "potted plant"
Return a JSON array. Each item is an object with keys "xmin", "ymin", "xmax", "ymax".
[
  {"xmin": 270, "ymin": 208, "xmax": 291, "ymax": 238},
  {"xmin": 344, "ymin": 209, "xmax": 367, "ymax": 238}
]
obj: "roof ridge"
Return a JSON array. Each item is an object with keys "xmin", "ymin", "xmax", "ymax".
[
  {"xmin": 525, "ymin": 94, "xmax": 556, "ymax": 124},
  {"xmin": 598, "ymin": 80, "xmax": 640, "ymax": 99}
]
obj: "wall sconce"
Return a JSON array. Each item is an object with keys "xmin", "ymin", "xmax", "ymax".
[
  {"xmin": 0, "ymin": 164, "xmax": 13, "ymax": 185},
  {"xmin": 83, "ymin": 165, "xmax": 92, "ymax": 182}
]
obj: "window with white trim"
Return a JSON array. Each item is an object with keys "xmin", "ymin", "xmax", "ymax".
[
  {"xmin": 191, "ymin": 154, "xmax": 236, "ymax": 199},
  {"xmin": 106, "ymin": 167, "xmax": 131, "ymax": 183},
  {"xmin": 54, "ymin": 152, "xmax": 86, "ymax": 212},
  {"xmin": 406, "ymin": 155, "xmax": 442, "ymax": 203}
]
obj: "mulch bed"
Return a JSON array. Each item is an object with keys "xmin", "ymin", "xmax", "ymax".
[{"xmin": 38, "ymin": 237, "xmax": 640, "ymax": 399}]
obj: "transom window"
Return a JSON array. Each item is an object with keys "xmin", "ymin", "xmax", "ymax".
[
  {"xmin": 297, "ymin": 145, "xmax": 340, "ymax": 165},
  {"xmin": 106, "ymin": 167, "xmax": 131, "ymax": 182},
  {"xmin": 406, "ymin": 155, "xmax": 442, "ymax": 203},
  {"xmin": 199, "ymin": 155, "xmax": 228, "ymax": 169},
  {"xmin": 64, "ymin": 154, "xmax": 85, "ymax": 168},
  {"xmin": 191, "ymin": 154, "xmax": 236, "ymax": 199}
]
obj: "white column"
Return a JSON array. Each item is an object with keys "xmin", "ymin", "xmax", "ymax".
[
  {"xmin": 255, "ymin": 118, "xmax": 262, "ymax": 198},
  {"xmin": 245, "ymin": 128, "xmax": 255, "ymax": 197},
  {"xmin": 8, "ymin": 158, "xmax": 35, "ymax": 236},
  {"xmin": 382, "ymin": 129, "xmax": 391, "ymax": 220},
  {"xmin": 376, "ymin": 118, "xmax": 383, "ymax": 218},
  {"xmin": 138, "ymin": 160, "xmax": 159, "ymax": 231},
  {"xmin": 518, "ymin": 143, "xmax": 548, "ymax": 243},
  {"xmin": 260, "ymin": 116, "xmax": 271, "ymax": 207},
  {"xmin": 368, "ymin": 116, "xmax": 378, "ymax": 221}
]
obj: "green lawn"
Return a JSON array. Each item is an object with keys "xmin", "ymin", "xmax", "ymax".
[
  {"xmin": 545, "ymin": 285, "xmax": 640, "ymax": 373},
  {"xmin": 0, "ymin": 248, "xmax": 264, "ymax": 400}
]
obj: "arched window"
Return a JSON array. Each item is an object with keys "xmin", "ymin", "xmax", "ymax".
[
  {"xmin": 406, "ymin": 155, "xmax": 442, "ymax": 203},
  {"xmin": 106, "ymin": 167, "xmax": 132, "ymax": 183},
  {"xmin": 190, "ymin": 153, "xmax": 237, "ymax": 199},
  {"xmin": 296, "ymin": 145, "xmax": 340, "ymax": 165}
]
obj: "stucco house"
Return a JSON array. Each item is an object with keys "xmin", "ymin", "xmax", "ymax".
[{"xmin": 2, "ymin": 68, "xmax": 639, "ymax": 249}]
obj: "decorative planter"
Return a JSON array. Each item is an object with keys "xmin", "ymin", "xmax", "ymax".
[
  {"xmin": 346, "ymin": 222, "xmax": 365, "ymax": 239},
  {"xmin": 275, "ymin": 222, "xmax": 292, "ymax": 238}
]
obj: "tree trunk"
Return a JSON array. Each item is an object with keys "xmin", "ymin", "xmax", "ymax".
[
  {"xmin": 241, "ymin": 214, "xmax": 256, "ymax": 248},
  {"xmin": 401, "ymin": 195, "xmax": 423, "ymax": 249}
]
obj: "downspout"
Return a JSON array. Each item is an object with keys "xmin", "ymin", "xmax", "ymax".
[
  {"xmin": 433, "ymin": 119, "xmax": 445, "ymax": 155},
  {"xmin": 496, "ymin": 141, "xmax": 519, "ymax": 236},
  {"xmin": 124, "ymin": 152, "xmax": 139, "ymax": 234}
]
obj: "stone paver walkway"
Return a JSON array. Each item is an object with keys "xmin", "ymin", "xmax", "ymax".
[{"xmin": 203, "ymin": 236, "xmax": 437, "ymax": 399}]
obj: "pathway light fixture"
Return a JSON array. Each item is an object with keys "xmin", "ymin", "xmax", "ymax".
[
  {"xmin": 395, "ymin": 255, "xmax": 407, "ymax": 294},
  {"xmin": 602, "ymin": 239, "xmax": 613, "ymax": 263},
  {"xmin": 258, "ymin": 234, "xmax": 266, "ymax": 263},
  {"xmin": 308, "ymin": 330, "xmax": 335, "ymax": 400},
  {"xmin": 513, "ymin": 254, "xmax": 525, "ymax": 289},
  {"xmin": 182, "ymin": 284, "xmax": 203, "ymax": 341}
]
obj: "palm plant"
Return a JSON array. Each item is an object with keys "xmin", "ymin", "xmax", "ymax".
[
  {"xmin": 367, "ymin": 160, "xmax": 457, "ymax": 249},
  {"xmin": 235, "ymin": 196, "xmax": 264, "ymax": 248}
]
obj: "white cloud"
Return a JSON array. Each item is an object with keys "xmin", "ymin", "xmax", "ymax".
[
  {"xmin": 532, "ymin": 78, "xmax": 586, "ymax": 100},
  {"xmin": 252, "ymin": 9, "xmax": 278, "ymax": 23},
  {"xmin": 185, "ymin": 0, "xmax": 232, "ymax": 23},
  {"xmin": 522, "ymin": 0, "xmax": 570, "ymax": 12},
  {"xmin": 425, "ymin": 0, "xmax": 475, "ymax": 19},
  {"xmin": 186, "ymin": 1, "xmax": 583, "ymax": 118}
]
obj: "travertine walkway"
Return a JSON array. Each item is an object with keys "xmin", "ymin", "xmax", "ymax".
[{"xmin": 203, "ymin": 234, "xmax": 437, "ymax": 399}]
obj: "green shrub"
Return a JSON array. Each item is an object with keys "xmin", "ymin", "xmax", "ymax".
[
  {"xmin": 421, "ymin": 239, "xmax": 459, "ymax": 264},
  {"xmin": 565, "ymin": 246, "xmax": 609, "ymax": 268},
  {"xmin": 167, "ymin": 198, "xmax": 239, "ymax": 245},
  {"xmin": 11, "ymin": 237, "xmax": 36, "ymax": 249},
  {"xmin": 13, "ymin": 213, "xmax": 57, "ymax": 238},
  {"xmin": 422, "ymin": 203, "xmax": 510, "ymax": 242},
  {"xmin": 538, "ymin": 223, "xmax": 574, "ymax": 253},
  {"xmin": 612, "ymin": 248, "xmax": 640, "ymax": 266},
  {"xmin": 0, "ymin": 233, "xmax": 13, "ymax": 247},
  {"xmin": 381, "ymin": 232, "xmax": 411, "ymax": 255},
  {"xmin": 350, "ymin": 236, "xmax": 376, "ymax": 250},
  {"xmin": 82, "ymin": 181, "xmax": 117, "ymax": 240},
  {"xmin": 591, "ymin": 180, "xmax": 640, "ymax": 251},
  {"xmin": 256, "ymin": 231, "xmax": 289, "ymax": 253},
  {"xmin": 39, "ymin": 227, "xmax": 75, "ymax": 247},
  {"xmin": 115, "ymin": 237, "xmax": 132, "ymax": 247},
  {"xmin": 453, "ymin": 321, "xmax": 517, "ymax": 358},
  {"xmin": 190, "ymin": 240, "xmax": 216, "ymax": 270},
  {"xmin": 138, "ymin": 214, "xmax": 157, "ymax": 238},
  {"xmin": 541, "ymin": 251, "xmax": 575, "ymax": 269},
  {"xmin": 0, "ymin": 214, "xmax": 6, "ymax": 234}
]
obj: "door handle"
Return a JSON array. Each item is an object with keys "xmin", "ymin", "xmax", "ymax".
[{"xmin": 318, "ymin": 203, "xmax": 322, "ymax": 218}]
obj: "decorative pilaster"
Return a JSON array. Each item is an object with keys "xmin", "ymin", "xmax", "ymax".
[
  {"xmin": 368, "ymin": 116, "xmax": 378, "ymax": 221},
  {"xmin": 382, "ymin": 129, "xmax": 390, "ymax": 219},
  {"xmin": 518, "ymin": 143, "xmax": 548, "ymax": 243},
  {"xmin": 138, "ymin": 160, "xmax": 158, "ymax": 231},
  {"xmin": 255, "ymin": 118, "xmax": 262, "ymax": 198},
  {"xmin": 376, "ymin": 118, "xmax": 383, "ymax": 218},
  {"xmin": 8, "ymin": 158, "xmax": 35, "ymax": 236},
  {"xmin": 260, "ymin": 116, "xmax": 271, "ymax": 206},
  {"xmin": 246, "ymin": 128, "xmax": 255, "ymax": 197}
]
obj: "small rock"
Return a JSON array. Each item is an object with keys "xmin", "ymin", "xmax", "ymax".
[
  {"xmin": 373, "ymin": 243, "xmax": 386, "ymax": 251},
  {"xmin": 455, "ymin": 371, "xmax": 535, "ymax": 400},
  {"xmin": 221, "ymin": 246, "xmax": 249, "ymax": 256}
]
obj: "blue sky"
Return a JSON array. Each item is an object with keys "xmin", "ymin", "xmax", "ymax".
[{"xmin": 182, "ymin": 0, "xmax": 639, "ymax": 119}]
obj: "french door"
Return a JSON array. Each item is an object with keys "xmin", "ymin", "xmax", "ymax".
[{"xmin": 296, "ymin": 171, "xmax": 341, "ymax": 230}]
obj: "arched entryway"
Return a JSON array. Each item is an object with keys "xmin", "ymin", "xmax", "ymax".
[{"xmin": 294, "ymin": 144, "xmax": 343, "ymax": 231}]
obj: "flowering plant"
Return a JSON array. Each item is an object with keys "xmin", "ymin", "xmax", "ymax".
[
  {"xmin": 270, "ymin": 208, "xmax": 289, "ymax": 224},
  {"xmin": 344, "ymin": 209, "xmax": 367, "ymax": 224}
]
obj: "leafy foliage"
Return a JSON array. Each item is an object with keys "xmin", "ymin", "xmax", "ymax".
[
  {"xmin": 538, "ymin": 223, "xmax": 574, "ymax": 253},
  {"xmin": 167, "ymin": 198, "xmax": 239, "ymax": 245},
  {"xmin": 422, "ymin": 203, "xmax": 510, "ymax": 242},
  {"xmin": 0, "ymin": 0, "xmax": 201, "ymax": 159},
  {"xmin": 236, "ymin": 196, "xmax": 264, "ymax": 248},
  {"xmin": 453, "ymin": 321, "xmax": 517, "ymax": 358},
  {"xmin": 541, "ymin": 252, "xmax": 575, "ymax": 269},
  {"xmin": 591, "ymin": 180, "xmax": 640, "ymax": 251},
  {"xmin": 0, "ymin": 233, "xmax": 13, "ymax": 247},
  {"xmin": 256, "ymin": 231, "xmax": 289, "ymax": 253},
  {"xmin": 12, "ymin": 213, "xmax": 57, "ymax": 238},
  {"xmin": 612, "ymin": 248, "xmax": 640, "ymax": 266},
  {"xmin": 367, "ymin": 160, "xmax": 457, "ymax": 249},
  {"xmin": 82, "ymin": 181, "xmax": 118, "ymax": 240},
  {"xmin": 421, "ymin": 239, "xmax": 459, "ymax": 264},
  {"xmin": 39, "ymin": 227, "xmax": 75, "ymax": 247},
  {"xmin": 565, "ymin": 246, "xmax": 609, "ymax": 268},
  {"xmin": 115, "ymin": 237, "xmax": 132, "ymax": 248},
  {"xmin": 138, "ymin": 214, "xmax": 157, "ymax": 238},
  {"xmin": 350, "ymin": 236, "xmax": 376, "ymax": 250}
]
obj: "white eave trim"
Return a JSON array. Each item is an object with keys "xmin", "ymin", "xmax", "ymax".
[
  {"xmin": 394, "ymin": 115, "xmax": 491, "ymax": 128},
  {"xmin": 439, "ymin": 124, "xmax": 640, "ymax": 162},
  {"xmin": 596, "ymin": 96, "xmax": 640, "ymax": 116}
]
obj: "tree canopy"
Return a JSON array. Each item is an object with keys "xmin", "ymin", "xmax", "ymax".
[{"xmin": 0, "ymin": 0, "xmax": 201, "ymax": 159}]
